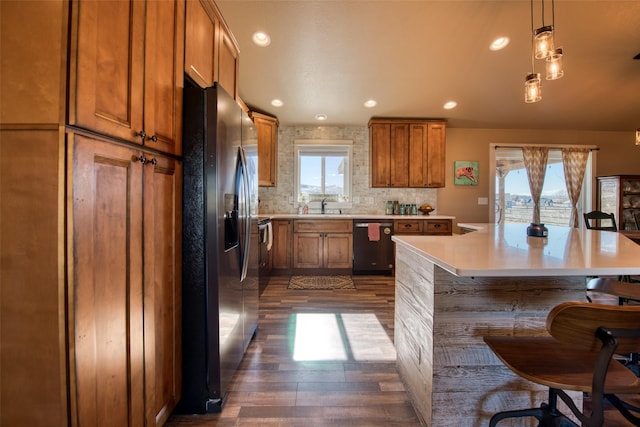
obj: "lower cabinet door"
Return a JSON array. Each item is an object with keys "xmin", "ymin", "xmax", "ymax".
[
  {"xmin": 142, "ymin": 153, "xmax": 182, "ymax": 426},
  {"xmin": 71, "ymin": 133, "xmax": 145, "ymax": 427},
  {"xmin": 293, "ymin": 233, "xmax": 323, "ymax": 269},
  {"xmin": 324, "ymin": 233, "xmax": 353, "ymax": 269}
]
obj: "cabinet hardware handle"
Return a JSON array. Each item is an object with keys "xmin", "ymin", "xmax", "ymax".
[
  {"xmin": 148, "ymin": 158, "xmax": 157, "ymax": 166},
  {"xmin": 135, "ymin": 130, "xmax": 146, "ymax": 142},
  {"xmin": 148, "ymin": 135, "xmax": 158, "ymax": 143},
  {"xmin": 135, "ymin": 155, "xmax": 147, "ymax": 164}
]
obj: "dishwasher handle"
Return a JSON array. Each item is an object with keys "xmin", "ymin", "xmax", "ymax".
[{"xmin": 355, "ymin": 222, "xmax": 393, "ymax": 228}]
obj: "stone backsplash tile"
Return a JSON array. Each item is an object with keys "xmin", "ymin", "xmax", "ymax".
[{"xmin": 258, "ymin": 125, "xmax": 438, "ymax": 215}]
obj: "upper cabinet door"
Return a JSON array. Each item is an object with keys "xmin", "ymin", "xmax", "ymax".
[
  {"xmin": 389, "ymin": 123, "xmax": 409, "ymax": 187},
  {"xmin": 409, "ymin": 123, "xmax": 428, "ymax": 187},
  {"xmin": 69, "ymin": 0, "xmax": 183, "ymax": 155},
  {"xmin": 184, "ymin": 0, "xmax": 217, "ymax": 88},
  {"xmin": 69, "ymin": 0, "xmax": 145, "ymax": 143},
  {"xmin": 252, "ymin": 112, "xmax": 279, "ymax": 187},
  {"xmin": 217, "ymin": 24, "xmax": 239, "ymax": 99},
  {"xmin": 370, "ymin": 123, "xmax": 391, "ymax": 188},
  {"xmin": 143, "ymin": 0, "xmax": 184, "ymax": 155},
  {"xmin": 426, "ymin": 122, "xmax": 446, "ymax": 188},
  {"xmin": 184, "ymin": 0, "xmax": 240, "ymax": 98}
]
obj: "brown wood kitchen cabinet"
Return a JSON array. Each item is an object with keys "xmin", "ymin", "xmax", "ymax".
[
  {"xmin": 369, "ymin": 118, "xmax": 446, "ymax": 188},
  {"xmin": 1, "ymin": 1, "xmax": 187, "ymax": 424},
  {"xmin": 185, "ymin": 0, "xmax": 239, "ymax": 98},
  {"xmin": 70, "ymin": 133, "xmax": 182, "ymax": 427},
  {"xmin": 394, "ymin": 219, "xmax": 452, "ymax": 236},
  {"xmin": 293, "ymin": 219, "xmax": 353, "ymax": 271},
  {"xmin": 271, "ymin": 219, "xmax": 293, "ymax": 272},
  {"xmin": 250, "ymin": 111, "xmax": 279, "ymax": 187},
  {"xmin": 69, "ymin": 0, "xmax": 184, "ymax": 155}
]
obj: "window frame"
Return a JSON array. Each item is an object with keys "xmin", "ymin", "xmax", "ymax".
[
  {"xmin": 294, "ymin": 140, "xmax": 353, "ymax": 208},
  {"xmin": 489, "ymin": 143, "xmax": 597, "ymax": 225}
]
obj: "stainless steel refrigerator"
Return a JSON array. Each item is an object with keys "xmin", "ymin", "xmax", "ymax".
[{"xmin": 179, "ymin": 82, "xmax": 259, "ymax": 413}]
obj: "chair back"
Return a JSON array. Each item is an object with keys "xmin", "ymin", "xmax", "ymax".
[
  {"xmin": 583, "ymin": 210, "xmax": 617, "ymax": 231},
  {"xmin": 546, "ymin": 301, "xmax": 640, "ymax": 355}
]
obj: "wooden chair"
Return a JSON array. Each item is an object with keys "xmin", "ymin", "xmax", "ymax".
[
  {"xmin": 584, "ymin": 211, "xmax": 617, "ymax": 231},
  {"xmin": 586, "ymin": 277, "xmax": 640, "ymax": 305},
  {"xmin": 484, "ymin": 301, "xmax": 640, "ymax": 426}
]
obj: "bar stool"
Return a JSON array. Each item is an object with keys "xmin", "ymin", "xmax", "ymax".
[{"xmin": 484, "ymin": 301, "xmax": 640, "ymax": 426}]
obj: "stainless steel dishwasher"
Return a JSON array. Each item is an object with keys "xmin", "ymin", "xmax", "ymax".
[{"xmin": 352, "ymin": 220, "xmax": 394, "ymax": 275}]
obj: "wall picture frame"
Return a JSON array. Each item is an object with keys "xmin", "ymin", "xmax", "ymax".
[{"xmin": 454, "ymin": 161, "xmax": 479, "ymax": 186}]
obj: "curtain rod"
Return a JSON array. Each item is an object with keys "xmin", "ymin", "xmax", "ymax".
[{"xmin": 494, "ymin": 145, "xmax": 599, "ymax": 151}]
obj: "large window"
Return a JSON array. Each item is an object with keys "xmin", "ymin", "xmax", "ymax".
[
  {"xmin": 294, "ymin": 140, "xmax": 352, "ymax": 204},
  {"xmin": 491, "ymin": 144, "xmax": 595, "ymax": 225}
]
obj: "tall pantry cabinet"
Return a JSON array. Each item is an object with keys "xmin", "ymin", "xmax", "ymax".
[{"xmin": 1, "ymin": 1, "xmax": 183, "ymax": 426}]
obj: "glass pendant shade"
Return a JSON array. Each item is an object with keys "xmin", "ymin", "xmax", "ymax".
[
  {"xmin": 545, "ymin": 48, "xmax": 564, "ymax": 80},
  {"xmin": 524, "ymin": 73, "xmax": 542, "ymax": 103},
  {"xmin": 534, "ymin": 26, "xmax": 555, "ymax": 59}
]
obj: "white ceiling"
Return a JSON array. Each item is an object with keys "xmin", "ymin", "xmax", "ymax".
[{"xmin": 216, "ymin": 0, "xmax": 640, "ymax": 131}]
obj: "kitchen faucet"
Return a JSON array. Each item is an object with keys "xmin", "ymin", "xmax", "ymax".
[{"xmin": 321, "ymin": 199, "xmax": 327, "ymax": 214}]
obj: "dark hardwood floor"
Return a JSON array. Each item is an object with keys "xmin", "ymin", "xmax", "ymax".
[{"xmin": 165, "ymin": 275, "xmax": 639, "ymax": 427}]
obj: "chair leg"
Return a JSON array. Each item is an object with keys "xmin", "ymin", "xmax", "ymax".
[
  {"xmin": 489, "ymin": 407, "xmax": 544, "ymax": 427},
  {"xmin": 489, "ymin": 389, "xmax": 582, "ymax": 426},
  {"xmin": 604, "ymin": 394, "xmax": 640, "ymax": 426}
]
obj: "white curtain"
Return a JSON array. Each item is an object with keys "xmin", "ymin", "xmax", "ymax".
[
  {"xmin": 522, "ymin": 147, "xmax": 549, "ymax": 224},
  {"xmin": 561, "ymin": 148, "xmax": 590, "ymax": 227}
]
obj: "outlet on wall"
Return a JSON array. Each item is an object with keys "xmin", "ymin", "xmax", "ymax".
[{"xmin": 478, "ymin": 197, "xmax": 489, "ymax": 205}]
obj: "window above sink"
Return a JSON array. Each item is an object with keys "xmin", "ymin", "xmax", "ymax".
[{"xmin": 294, "ymin": 140, "xmax": 353, "ymax": 209}]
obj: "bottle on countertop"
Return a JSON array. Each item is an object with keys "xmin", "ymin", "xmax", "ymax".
[
  {"xmin": 385, "ymin": 201, "xmax": 394, "ymax": 215},
  {"xmin": 393, "ymin": 201, "xmax": 399, "ymax": 215}
]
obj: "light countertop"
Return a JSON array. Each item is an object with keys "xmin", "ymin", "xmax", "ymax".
[
  {"xmin": 260, "ymin": 213, "xmax": 455, "ymax": 220},
  {"xmin": 392, "ymin": 222, "xmax": 640, "ymax": 277}
]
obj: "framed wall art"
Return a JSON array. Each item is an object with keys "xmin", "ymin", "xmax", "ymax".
[{"xmin": 454, "ymin": 161, "xmax": 479, "ymax": 186}]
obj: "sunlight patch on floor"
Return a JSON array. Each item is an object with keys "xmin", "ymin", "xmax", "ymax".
[{"xmin": 292, "ymin": 312, "xmax": 396, "ymax": 362}]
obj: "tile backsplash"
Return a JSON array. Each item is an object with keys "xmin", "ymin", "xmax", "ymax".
[{"xmin": 258, "ymin": 125, "xmax": 438, "ymax": 215}]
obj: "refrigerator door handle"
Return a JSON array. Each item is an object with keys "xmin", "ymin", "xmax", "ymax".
[{"xmin": 238, "ymin": 147, "xmax": 251, "ymax": 282}]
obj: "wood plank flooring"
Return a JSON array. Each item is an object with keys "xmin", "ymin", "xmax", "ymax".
[
  {"xmin": 166, "ymin": 275, "xmax": 422, "ymax": 427},
  {"xmin": 165, "ymin": 275, "xmax": 639, "ymax": 427}
]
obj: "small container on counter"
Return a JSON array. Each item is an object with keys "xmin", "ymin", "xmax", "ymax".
[{"xmin": 385, "ymin": 201, "xmax": 394, "ymax": 215}]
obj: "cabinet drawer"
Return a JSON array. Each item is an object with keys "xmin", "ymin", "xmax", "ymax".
[
  {"xmin": 394, "ymin": 220, "xmax": 422, "ymax": 234},
  {"xmin": 294, "ymin": 219, "xmax": 352, "ymax": 233},
  {"xmin": 424, "ymin": 220, "xmax": 452, "ymax": 235}
]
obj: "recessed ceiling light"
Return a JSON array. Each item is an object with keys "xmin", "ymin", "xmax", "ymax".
[
  {"xmin": 364, "ymin": 99, "xmax": 377, "ymax": 108},
  {"xmin": 252, "ymin": 32, "xmax": 271, "ymax": 47},
  {"xmin": 443, "ymin": 101, "xmax": 457, "ymax": 110},
  {"xmin": 489, "ymin": 37, "xmax": 510, "ymax": 51},
  {"xmin": 271, "ymin": 99, "xmax": 283, "ymax": 107},
  {"xmin": 315, "ymin": 114, "xmax": 328, "ymax": 121}
]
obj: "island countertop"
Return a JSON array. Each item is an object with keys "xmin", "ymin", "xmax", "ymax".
[{"xmin": 392, "ymin": 222, "xmax": 640, "ymax": 277}]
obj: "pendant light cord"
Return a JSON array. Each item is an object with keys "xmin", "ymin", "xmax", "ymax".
[{"xmin": 530, "ymin": 0, "xmax": 535, "ymax": 72}]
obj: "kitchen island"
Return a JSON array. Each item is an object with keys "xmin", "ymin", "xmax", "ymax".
[{"xmin": 392, "ymin": 223, "xmax": 640, "ymax": 426}]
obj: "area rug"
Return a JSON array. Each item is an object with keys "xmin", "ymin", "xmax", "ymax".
[{"xmin": 287, "ymin": 275, "xmax": 355, "ymax": 290}]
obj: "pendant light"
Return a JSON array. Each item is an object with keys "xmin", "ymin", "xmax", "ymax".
[
  {"xmin": 545, "ymin": 47, "xmax": 564, "ymax": 80},
  {"xmin": 636, "ymin": 128, "xmax": 640, "ymax": 146},
  {"xmin": 525, "ymin": 73, "xmax": 542, "ymax": 103},
  {"xmin": 525, "ymin": 0, "xmax": 542, "ymax": 103},
  {"xmin": 533, "ymin": 0, "xmax": 555, "ymax": 59}
]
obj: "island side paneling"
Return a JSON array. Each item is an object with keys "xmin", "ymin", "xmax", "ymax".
[{"xmin": 394, "ymin": 245, "xmax": 586, "ymax": 426}]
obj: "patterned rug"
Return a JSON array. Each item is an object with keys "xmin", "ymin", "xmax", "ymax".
[{"xmin": 287, "ymin": 275, "xmax": 356, "ymax": 290}]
